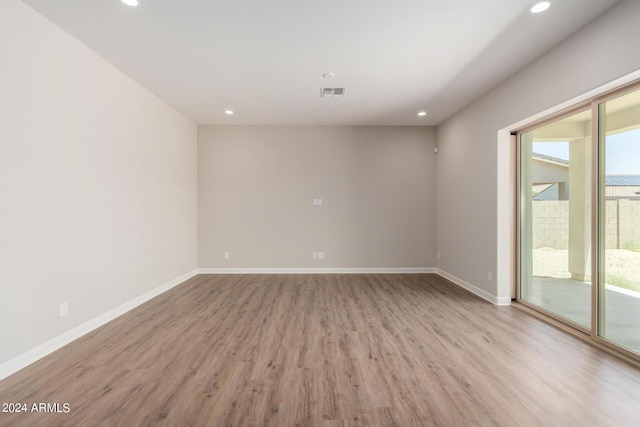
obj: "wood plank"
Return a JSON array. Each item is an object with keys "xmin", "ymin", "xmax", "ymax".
[{"xmin": 1, "ymin": 274, "xmax": 640, "ymax": 426}]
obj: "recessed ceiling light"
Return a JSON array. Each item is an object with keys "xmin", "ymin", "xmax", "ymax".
[
  {"xmin": 120, "ymin": 0, "xmax": 139, "ymax": 6},
  {"xmin": 323, "ymin": 73, "xmax": 335, "ymax": 79},
  {"xmin": 224, "ymin": 110, "xmax": 234, "ymax": 115},
  {"xmin": 417, "ymin": 111, "xmax": 427, "ymax": 117},
  {"xmin": 530, "ymin": 2, "xmax": 550, "ymax": 13}
]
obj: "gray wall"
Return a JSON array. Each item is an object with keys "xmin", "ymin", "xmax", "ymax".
[
  {"xmin": 436, "ymin": 0, "xmax": 640, "ymax": 298},
  {"xmin": 198, "ymin": 126, "xmax": 437, "ymax": 269},
  {"xmin": 0, "ymin": 0, "xmax": 198, "ymax": 365}
]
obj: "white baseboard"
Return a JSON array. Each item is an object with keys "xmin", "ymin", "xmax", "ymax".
[
  {"xmin": 0, "ymin": 269, "xmax": 199, "ymax": 381},
  {"xmin": 198, "ymin": 267, "xmax": 437, "ymax": 274},
  {"xmin": 436, "ymin": 269, "xmax": 511, "ymax": 306}
]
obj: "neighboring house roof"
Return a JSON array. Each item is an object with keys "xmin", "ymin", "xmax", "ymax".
[
  {"xmin": 529, "ymin": 165, "xmax": 640, "ymax": 199},
  {"xmin": 606, "ymin": 175, "xmax": 640, "ymax": 186},
  {"xmin": 606, "ymin": 186, "xmax": 640, "ymax": 200},
  {"xmin": 605, "ymin": 176, "xmax": 640, "ymax": 199},
  {"xmin": 532, "ymin": 153, "xmax": 569, "ymax": 167}
]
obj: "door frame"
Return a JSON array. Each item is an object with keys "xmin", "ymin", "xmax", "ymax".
[{"xmin": 515, "ymin": 79, "xmax": 640, "ymax": 364}]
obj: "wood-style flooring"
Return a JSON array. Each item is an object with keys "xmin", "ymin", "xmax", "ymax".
[{"xmin": 1, "ymin": 274, "xmax": 640, "ymax": 426}]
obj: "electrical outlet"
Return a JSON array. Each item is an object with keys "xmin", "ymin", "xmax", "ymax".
[
  {"xmin": 488, "ymin": 271, "xmax": 492, "ymax": 281},
  {"xmin": 318, "ymin": 252, "xmax": 325, "ymax": 260},
  {"xmin": 60, "ymin": 302, "xmax": 68, "ymax": 317},
  {"xmin": 313, "ymin": 252, "xmax": 318, "ymax": 259},
  {"xmin": 224, "ymin": 252, "xmax": 230, "ymax": 260}
]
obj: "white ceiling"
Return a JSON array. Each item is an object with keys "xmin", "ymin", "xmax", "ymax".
[{"xmin": 23, "ymin": 0, "xmax": 619, "ymax": 126}]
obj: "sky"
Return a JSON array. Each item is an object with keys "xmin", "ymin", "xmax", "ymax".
[{"xmin": 533, "ymin": 128, "xmax": 640, "ymax": 175}]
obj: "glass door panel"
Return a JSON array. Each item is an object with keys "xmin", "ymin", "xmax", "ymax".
[
  {"xmin": 598, "ymin": 87, "xmax": 640, "ymax": 353},
  {"xmin": 520, "ymin": 109, "xmax": 592, "ymax": 329}
]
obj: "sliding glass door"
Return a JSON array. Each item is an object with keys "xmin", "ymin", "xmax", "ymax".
[
  {"xmin": 519, "ymin": 82, "xmax": 640, "ymax": 360},
  {"xmin": 519, "ymin": 109, "xmax": 592, "ymax": 330},
  {"xmin": 597, "ymin": 87, "xmax": 640, "ymax": 354}
]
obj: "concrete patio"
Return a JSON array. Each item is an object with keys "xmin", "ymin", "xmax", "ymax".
[{"xmin": 526, "ymin": 277, "xmax": 640, "ymax": 353}]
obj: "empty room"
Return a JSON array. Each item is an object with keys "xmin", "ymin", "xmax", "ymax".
[{"xmin": 2, "ymin": 0, "xmax": 640, "ymax": 425}]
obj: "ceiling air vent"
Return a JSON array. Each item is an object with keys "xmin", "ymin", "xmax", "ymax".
[{"xmin": 321, "ymin": 88, "xmax": 345, "ymax": 98}]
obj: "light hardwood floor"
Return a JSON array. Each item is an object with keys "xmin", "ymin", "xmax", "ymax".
[{"xmin": 1, "ymin": 274, "xmax": 640, "ymax": 426}]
